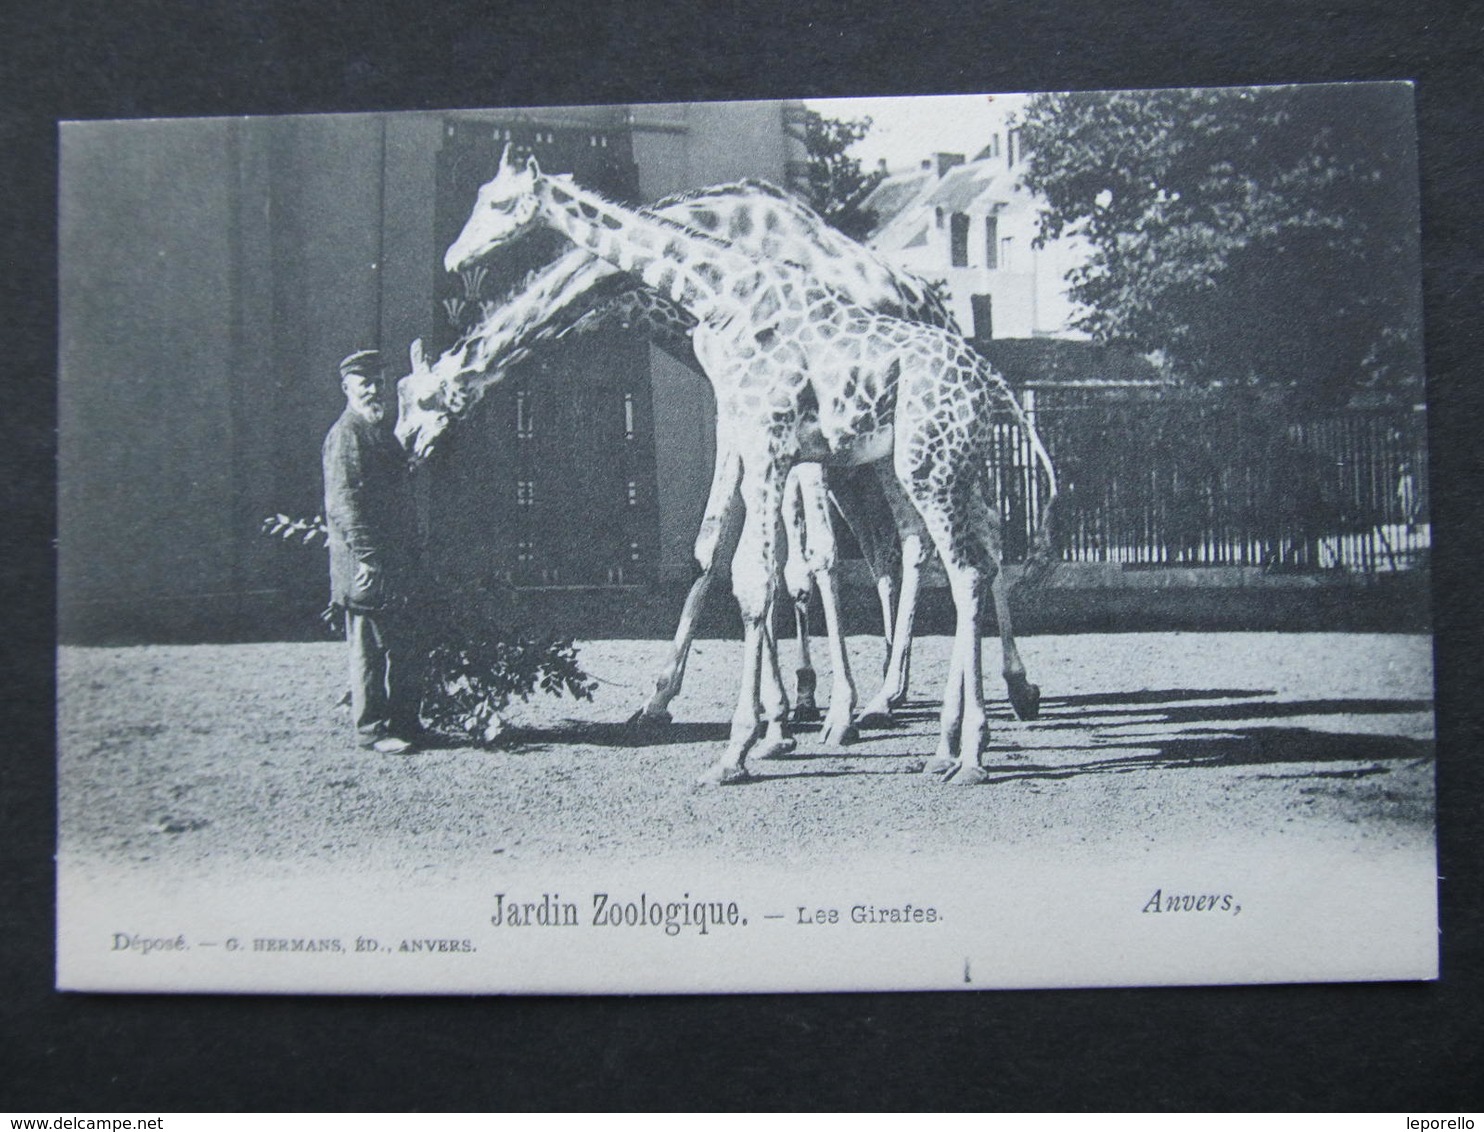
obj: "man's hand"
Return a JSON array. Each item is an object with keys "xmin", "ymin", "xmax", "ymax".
[{"xmin": 352, "ymin": 559, "xmax": 384, "ymax": 605}]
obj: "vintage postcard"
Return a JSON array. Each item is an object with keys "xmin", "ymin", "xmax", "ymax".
[{"xmin": 57, "ymin": 84, "xmax": 1436, "ymax": 994}]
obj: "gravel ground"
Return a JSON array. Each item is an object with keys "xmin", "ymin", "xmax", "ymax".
[{"xmin": 57, "ymin": 631, "xmax": 1435, "ymax": 886}]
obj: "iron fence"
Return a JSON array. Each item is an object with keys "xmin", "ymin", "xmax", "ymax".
[{"xmin": 987, "ymin": 387, "xmax": 1429, "ymax": 573}]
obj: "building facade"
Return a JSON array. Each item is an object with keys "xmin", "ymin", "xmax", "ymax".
[{"xmin": 859, "ymin": 118, "xmax": 1086, "ymax": 343}]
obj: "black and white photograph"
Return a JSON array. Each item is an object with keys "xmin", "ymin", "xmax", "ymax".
[{"xmin": 56, "ymin": 85, "xmax": 1436, "ymax": 995}]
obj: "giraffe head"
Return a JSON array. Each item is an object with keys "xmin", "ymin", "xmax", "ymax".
[
  {"xmin": 395, "ymin": 338, "xmax": 475, "ymax": 463},
  {"xmin": 444, "ymin": 144, "xmax": 544, "ymax": 274}
]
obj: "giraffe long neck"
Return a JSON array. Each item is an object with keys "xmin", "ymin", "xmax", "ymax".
[
  {"xmin": 536, "ymin": 177, "xmax": 769, "ymax": 323},
  {"xmin": 439, "ymin": 249, "xmax": 704, "ymax": 408},
  {"xmin": 563, "ymin": 287, "xmax": 701, "ymax": 368},
  {"xmin": 442, "ymin": 250, "xmax": 626, "ymax": 398}
]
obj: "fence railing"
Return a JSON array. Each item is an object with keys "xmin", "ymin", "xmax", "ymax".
[{"xmin": 987, "ymin": 387, "xmax": 1429, "ymax": 574}]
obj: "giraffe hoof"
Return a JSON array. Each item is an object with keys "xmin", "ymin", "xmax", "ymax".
[
  {"xmin": 855, "ymin": 709, "xmax": 895, "ymax": 731},
  {"xmin": 942, "ymin": 763, "xmax": 992, "ymax": 786},
  {"xmin": 625, "ymin": 708, "xmax": 672, "ymax": 733},
  {"xmin": 821, "ymin": 717, "xmax": 858, "ymax": 747},
  {"xmin": 696, "ymin": 763, "xmax": 751, "ymax": 787},
  {"xmin": 923, "ymin": 755, "xmax": 957, "ymax": 776},
  {"xmin": 1006, "ymin": 676, "xmax": 1041, "ymax": 722},
  {"xmin": 754, "ymin": 734, "xmax": 797, "ymax": 761},
  {"xmin": 790, "ymin": 703, "xmax": 822, "ymax": 724}
]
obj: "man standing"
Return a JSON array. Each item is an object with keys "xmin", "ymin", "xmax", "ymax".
[{"xmin": 324, "ymin": 349, "xmax": 421, "ymax": 754}]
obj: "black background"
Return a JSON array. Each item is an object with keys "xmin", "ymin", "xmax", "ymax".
[{"xmin": 3, "ymin": 0, "xmax": 1480, "ymax": 1112}]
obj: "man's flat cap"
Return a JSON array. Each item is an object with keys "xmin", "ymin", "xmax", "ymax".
[{"xmin": 338, "ymin": 349, "xmax": 384, "ymax": 379}]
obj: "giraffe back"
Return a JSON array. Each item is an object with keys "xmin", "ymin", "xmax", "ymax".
[
  {"xmin": 661, "ymin": 180, "xmax": 959, "ymax": 335},
  {"xmin": 401, "ymin": 181, "xmax": 954, "ymax": 445}
]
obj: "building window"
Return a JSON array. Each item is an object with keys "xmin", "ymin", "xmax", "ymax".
[
  {"xmin": 516, "ymin": 480, "xmax": 535, "ymax": 508},
  {"xmin": 623, "ymin": 392, "xmax": 635, "ymax": 440},
  {"xmin": 1000, "ymin": 236, "xmax": 1013, "ymax": 272},
  {"xmin": 985, "ymin": 215, "xmax": 999, "ymax": 269},
  {"xmin": 1006, "ymin": 128, "xmax": 1019, "ymax": 167},
  {"xmin": 950, "ymin": 213, "xmax": 970, "ymax": 267},
  {"xmin": 971, "ymin": 294, "xmax": 994, "ymax": 341},
  {"xmin": 627, "ymin": 481, "xmax": 639, "ymax": 506},
  {"xmin": 516, "ymin": 391, "xmax": 534, "ymax": 439}
]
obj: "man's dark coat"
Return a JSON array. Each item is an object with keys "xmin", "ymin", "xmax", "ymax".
[{"xmin": 322, "ymin": 408, "xmax": 416, "ymax": 611}]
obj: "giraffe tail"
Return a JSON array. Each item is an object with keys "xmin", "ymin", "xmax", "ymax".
[
  {"xmin": 1020, "ymin": 495, "xmax": 1058, "ymax": 592},
  {"xmin": 997, "ymin": 384, "xmax": 1059, "ymax": 592}
]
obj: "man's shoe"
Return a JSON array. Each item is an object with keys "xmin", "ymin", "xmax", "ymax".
[{"xmin": 370, "ymin": 735, "xmax": 415, "ymax": 755}]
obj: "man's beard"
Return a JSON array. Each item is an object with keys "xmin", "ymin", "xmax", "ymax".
[{"xmin": 356, "ymin": 400, "xmax": 386, "ymax": 423}]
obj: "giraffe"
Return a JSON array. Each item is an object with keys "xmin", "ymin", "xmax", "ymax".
[
  {"xmin": 444, "ymin": 149, "xmax": 1057, "ymax": 785},
  {"xmin": 406, "ymin": 179, "xmax": 1050, "ymax": 734},
  {"xmin": 397, "ymin": 232, "xmax": 902, "ymax": 749}
]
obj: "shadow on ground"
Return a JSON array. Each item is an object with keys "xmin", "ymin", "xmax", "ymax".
[
  {"xmin": 469, "ymin": 685, "xmax": 1434, "ymax": 791},
  {"xmin": 978, "ymin": 727, "xmax": 1432, "ymax": 781},
  {"xmin": 485, "ymin": 719, "xmax": 732, "ymax": 753}
]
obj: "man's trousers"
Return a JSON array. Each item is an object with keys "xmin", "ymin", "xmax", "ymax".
[{"xmin": 346, "ymin": 609, "xmax": 420, "ymax": 746}]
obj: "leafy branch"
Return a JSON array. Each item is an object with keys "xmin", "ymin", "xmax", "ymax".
[
  {"xmin": 261, "ymin": 513, "xmax": 596, "ymax": 745},
  {"xmin": 263, "ymin": 513, "xmax": 328, "ymax": 545}
]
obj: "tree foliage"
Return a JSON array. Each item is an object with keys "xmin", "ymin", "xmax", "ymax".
[
  {"xmin": 795, "ymin": 108, "xmax": 885, "ymax": 242},
  {"xmin": 416, "ymin": 600, "xmax": 596, "ymax": 745},
  {"xmin": 1016, "ymin": 85, "xmax": 1422, "ymax": 406}
]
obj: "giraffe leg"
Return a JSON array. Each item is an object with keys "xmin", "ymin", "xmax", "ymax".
[
  {"xmin": 855, "ymin": 530, "xmax": 924, "ymax": 729},
  {"xmin": 968, "ymin": 478, "xmax": 1040, "ymax": 721},
  {"xmin": 790, "ymin": 464, "xmax": 858, "ymax": 746},
  {"xmin": 993, "ymin": 574, "xmax": 1039, "ymax": 721},
  {"xmin": 782, "ymin": 467, "xmax": 821, "ymax": 723},
  {"xmin": 815, "ymin": 565, "xmax": 859, "ymax": 747},
  {"xmin": 918, "ymin": 495, "xmax": 966, "ymax": 776},
  {"xmin": 790, "ymin": 601, "xmax": 821, "ymax": 722},
  {"xmin": 696, "ymin": 610, "xmax": 770, "ymax": 788},
  {"xmin": 875, "ymin": 572, "xmax": 898, "ymax": 679},
  {"xmin": 897, "ymin": 428, "xmax": 992, "ymax": 785},
  {"xmin": 630, "ymin": 445, "xmax": 741, "ymax": 730},
  {"xmin": 697, "ymin": 457, "xmax": 787, "ymax": 787},
  {"xmin": 926, "ymin": 537, "xmax": 990, "ymax": 784},
  {"xmin": 886, "ymin": 530, "xmax": 925, "ymax": 710},
  {"xmin": 756, "ymin": 613, "xmax": 798, "ymax": 759},
  {"xmin": 828, "ymin": 467, "xmax": 900, "ymax": 680},
  {"xmin": 874, "ymin": 467, "xmax": 924, "ymax": 711},
  {"xmin": 856, "ymin": 467, "xmax": 928, "ymax": 729},
  {"xmin": 924, "ymin": 620, "xmax": 965, "ymax": 776},
  {"xmin": 942, "ymin": 564, "xmax": 992, "ymax": 786},
  {"xmin": 628, "ymin": 570, "xmax": 710, "ymax": 729}
]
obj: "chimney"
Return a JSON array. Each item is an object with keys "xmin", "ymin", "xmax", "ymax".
[{"xmin": 935, "ymin": 152, "xmax": 966, "ymax": 177}]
